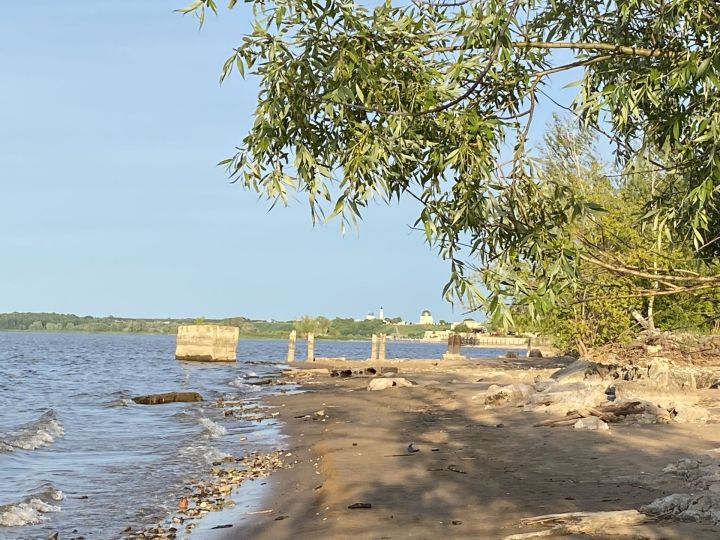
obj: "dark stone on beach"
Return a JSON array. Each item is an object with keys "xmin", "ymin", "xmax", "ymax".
[
  {"xmin": 505, "ymin": 351, "xmax": 519, "ymax": 359},
  {"xmin": 452, "ymin": 520, "xmax": 463, "ymax": 525},
  {"xmin": 210, "ymin": 524, "xmax": 233, "ymax": 529},
  {"xmin": 348, "ymin": 502, "xmax": 372, "ymax": 509},
  {"xmin": 48, "ymin": 533, "xmax": 59, "ymax": 540},
  {"xmin": 248, "ymin": 379, "xmax": 274, "ymax": 385},
  {"xmin": 275, "ymin": 515, "xmax": 289, "ymax": 520},
  {"xmin": 132, "ymin": 392, "xmax": 204, "ymax": 405},
  {"xmin": 366, "ymin": 367, "xmax": 377, "ymax": 375},
  {"xmin": 528, "ymin": 348, "xmax": 543, "ymax": 358}
]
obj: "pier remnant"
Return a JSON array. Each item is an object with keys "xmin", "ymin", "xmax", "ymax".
[
  {"xmin": 378, "ymin": 333, "xmax": 387, "ymax": 361},
  {"xmin": 307, "ymin": 333, "xmax": 315, "ymax": 362},
  {"xmin": 175, "ymin": 325, "xmax": 239, "ymax": 362},
  {"xmin": 287, "ymin": 330, "xmax": 297, "ymax": 363},
  {"xmin": 442, "ymin": 333, "xmax": 465, "ymax": 361},
  {"xmin": 370, "ymin": 334, "xmax": 378, "ymax": 361}
]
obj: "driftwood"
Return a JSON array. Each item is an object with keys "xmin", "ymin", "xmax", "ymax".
[
  {"xmin": 533, "ymin": 401, "xmax": 647, "ymax": 427},
  {"xmin": 132, "ymin": 391, "xmax": 204, "ymax": 405},
  {"xmin": 504, "ymin": 510, "xmax": 649, "ymax": 539}
]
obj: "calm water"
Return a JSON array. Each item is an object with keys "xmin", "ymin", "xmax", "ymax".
[{"xmin": 0, "ymin": 332, "xmax": 513, "ymax": 539}]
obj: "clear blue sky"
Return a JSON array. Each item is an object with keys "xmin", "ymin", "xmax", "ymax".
[{"xmin": 0, "ymin": 1, "xmax": 579, "ymax": 323}]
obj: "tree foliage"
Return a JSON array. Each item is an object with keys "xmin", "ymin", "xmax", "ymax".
[
  {"xmin": 510, "ymin": 117, "xmax": 720, "ymax": 350},
  {"xmin": 180, "ymin": 0, "xmax": 720, "ymax": 323}
]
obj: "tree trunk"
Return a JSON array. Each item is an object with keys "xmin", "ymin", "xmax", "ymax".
[{"xmin": 646, "ymin": 295, "xmax": 656, "ymax": 331}]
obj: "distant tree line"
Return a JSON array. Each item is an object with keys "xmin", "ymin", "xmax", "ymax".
[{"xmin": 0, "ymin": 312, "xmax": 448, "ymax": 340}]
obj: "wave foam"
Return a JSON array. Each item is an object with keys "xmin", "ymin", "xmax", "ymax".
[
  {"xmin": 0, "ymin": 410, "xmax": 64, "ymax": 452},
  {"xmin": 0, "ymin": 485, "xmax": 63, "ymax": 527},
  {"xmin": 228, "ymin": 379, "xmax": 261, "ymax": 392},
  {"xmin": 198, "ymin": 418, "xmax": 227, "ymax": 439}
]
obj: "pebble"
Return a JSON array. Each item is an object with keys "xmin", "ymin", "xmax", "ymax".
[{"xmin": 122, "ymin": 450, "xmax": 287, "ymax": 539}]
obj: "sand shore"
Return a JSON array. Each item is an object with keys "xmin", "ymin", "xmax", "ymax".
[{"xmin": 209, "ymin": 357, "xmax": 720, "ymax": 539}]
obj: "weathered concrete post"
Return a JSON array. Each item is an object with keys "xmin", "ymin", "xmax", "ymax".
[
  {"xmin": 442, "ymin": 333, "xmax": 465, "ymax": 361},
  {"xmin": 307, "ymin": 333, "xmax": 315, "ymax": 362},
  {"xmin": 378, "ymin": 333, "xmax": 386, "ymax": 361},
  {"xmin": 370, "ymin": 334, "xmax": 378, "ymax": 361},
  {"xmin": 453, "ymin": 333, "xmax": 462, "ymax": 355},
  {"xmin": 287, "ymin": 330, "xmax": 297, "ymax": 363}
]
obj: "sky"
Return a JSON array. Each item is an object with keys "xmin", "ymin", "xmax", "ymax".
[{"xmin": 0, "ymin": 1, "xmax": 580, "ymax": 323}]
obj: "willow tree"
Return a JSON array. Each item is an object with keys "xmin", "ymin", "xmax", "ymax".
[{"xmin": 180, "ymin": 0, "xmax": 720, "ymax": 323}]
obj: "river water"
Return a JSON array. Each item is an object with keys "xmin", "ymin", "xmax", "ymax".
[{"xmin": 0, "ymin": 332, "xmax": 515, "ymax": 539}]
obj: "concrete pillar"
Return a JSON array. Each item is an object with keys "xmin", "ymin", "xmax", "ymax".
[
  {"xmin": 370, "ymin": 334, "xmax": 378, "ymax": 360},
  {"xmin": 452, "ymin": 333, "xmax": 461, "ymax": 355},
  {"xmin": 307, "ymin": 333, "xmax": 315, "ymax": 362},
  {"xmin": 378, "ymin": 334, "xmax": 386, "ymax": 361},
  {"xmin": 447, "ymin": 333, "xmax": 459, "ymax": 356},
  {"xmin": 442, "ymin": 333, "xmax": 464, "ymax": 361},
  {"xmin": 287, "ymin": 330, "xmax": 296, "ymax": 363}
]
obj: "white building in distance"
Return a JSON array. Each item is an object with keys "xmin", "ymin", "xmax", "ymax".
[{"xmin": 419, "ymin": 309, "xmax": 434, "ymax": 325}]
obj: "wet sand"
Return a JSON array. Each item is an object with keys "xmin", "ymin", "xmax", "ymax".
[{"xmin": 212, "ymin": 357, "xmax": 720, "ymax": 539}]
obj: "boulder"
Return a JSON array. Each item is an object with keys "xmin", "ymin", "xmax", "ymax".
[
  {"xmin": 550, "ymin": 359, "xmax": 595, "ymax": 383},
  {"xmin": 643, "ymin": 492, "xmax": 720, "ymax": 525},
  {"xmin": 483, "ymin": 383, "xmax": 535, "ymax": 407},
  {"xmin": 612, "ymin": 381, "xmax": 699, "ymax": 408},
  {"xmin": 527, "ymin": 380, "xmax": 609, "ymax": 414},
  {"xmin": 673, "ymin": 405, "xmax": 710, "ymax": 424},
  {"xmin": 646, "ymin": 357, "xmax": 696, "ymax": 390},
  {"xmin": 132, "ymin": 392, "xmax": 204, "ymax": 405},
  {"xmin": 527, "ymin": 348, "xmax": 543, "ymax": 358},
  {"xmin": 367, "ymin": 378, "xmax": 413, "ymax": 391}
]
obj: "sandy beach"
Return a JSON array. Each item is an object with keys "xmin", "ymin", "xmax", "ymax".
[{"xmin": 202, "ymin": 356, "xmax": 720, "ymax": 540}]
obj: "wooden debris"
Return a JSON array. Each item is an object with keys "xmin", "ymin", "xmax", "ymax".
[
  {"xmin": 503, "ymin": 510, "xmax": 649, "ymax": 539},
  {"xmin": 533, "ymin": 401, "xmax": 650, "ymax": 427}
]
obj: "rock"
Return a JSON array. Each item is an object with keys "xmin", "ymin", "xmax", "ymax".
[
  {"xmin": 347, "ymin": 502, "xmax": 372, "ymax": 509},
  {"xmin": 550, "ymin": 359, "xmax": 594, "ymax": 383},
  {"xmin": 527, "ymin": 381, "xmax": 609, "ymax": 414},
  {"xmin": 367, "ymin": 378, "xmax": 413, "ymax": 391},
  {"xmin": 642, "ymin": 493, "xmax": 720, "ymax": 525},
  {"xmin": 483, "ymin": 383, "xmax": 535, "ymax": 407},
  {"xmin": 612, "ymin": 381, "xmax": 698, "ymax": 409},
  {"xmin": 646, "ymin": 357, "xmax": 696, "ymax": 390},
  {"xmin": 673, "ymin": 405, "xmax": 710, "ymax": 424},
  {"xmin": 573, "ymin": 417, "xmax": 609, "ymax": 431},
  {"xmin": 505, "ymin": 351, "xmax": 519, "ymax": 359},
  {"xmin": 132, "ymin": 392, "xmax": 204, "ymax": 405},
  {"xmin": 527, "ymin": 349, "xmax": 543, "ymax": 358}
]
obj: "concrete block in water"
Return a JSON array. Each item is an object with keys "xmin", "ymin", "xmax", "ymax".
[{"xmin": 175, "ymin": 324, "xmax": 239, "ymax": 362}]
